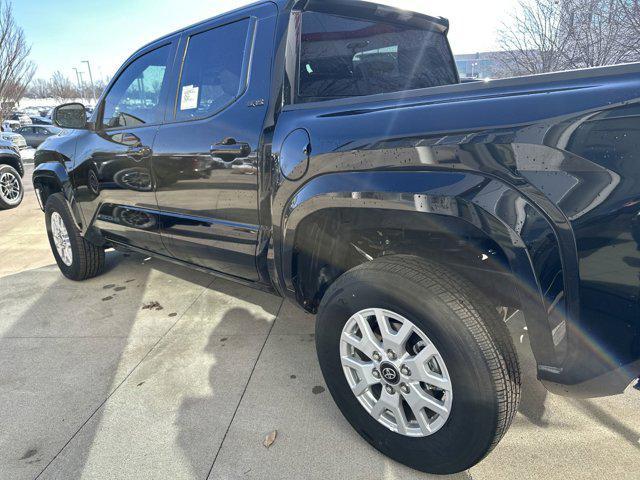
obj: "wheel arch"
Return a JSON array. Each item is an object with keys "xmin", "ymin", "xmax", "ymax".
[
  {"xmin": 0, "ymin": 154, "xmax": 24, "ymax": 177},
  {"xmin": 32, "ymin": 161, "xmax": 85, "ymax": 231},
  {"xmin": 279, "ymin": 170, "xmax": 575, "ymax": 370}
]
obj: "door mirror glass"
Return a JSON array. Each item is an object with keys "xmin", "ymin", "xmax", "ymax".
[{"xmin": 53, "ymin": 103, "xmax": 88, "ymax": 129}]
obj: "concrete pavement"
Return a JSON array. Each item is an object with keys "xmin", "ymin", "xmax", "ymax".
[{"xmin": 0, "ymin": 166, "xmax": 638, "ymax": 480}]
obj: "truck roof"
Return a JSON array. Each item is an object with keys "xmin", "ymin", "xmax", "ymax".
[{"xmin": 136, "ymin": 0, "xmax": 449, "ymax": 54}]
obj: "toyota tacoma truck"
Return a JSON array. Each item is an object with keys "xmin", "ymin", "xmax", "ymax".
[{"xmin": 32, "ymin": 0, "xmax": 640, "ymax": 474}]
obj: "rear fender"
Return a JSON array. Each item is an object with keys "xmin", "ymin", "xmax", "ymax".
[{"xmin": 279, "ymin": 170, "xmax": 575, "ymax": 371}]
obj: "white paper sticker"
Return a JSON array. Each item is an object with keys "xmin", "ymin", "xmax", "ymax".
[{"xmin": 180, "ymin": 85, "xmax": 199, "ymax": 110}]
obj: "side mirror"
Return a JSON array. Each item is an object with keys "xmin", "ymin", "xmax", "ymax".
[{"xmin": 53, "ymin": 103, "xmax": 88, "ymax": 130}]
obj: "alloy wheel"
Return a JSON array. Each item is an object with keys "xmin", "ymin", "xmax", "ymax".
[
  {"xmin": 0, "ymin": 171, "xmax": 21, "ymax": 205},
  {"xmin": 340, "ymin": 308, "xmax": 453, "ymax": 437},
  {"xmin": 50, "ymin": 211, "xmax": 73, "ymax": 266}
]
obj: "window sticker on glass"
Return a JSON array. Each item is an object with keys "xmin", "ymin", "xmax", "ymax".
[{"xmin": 180, "ymin": 85, "xmax": 199, "ymax": 110}]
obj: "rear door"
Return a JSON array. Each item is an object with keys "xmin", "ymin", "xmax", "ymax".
[{"xmin": 152, "ymin": 3, "xmax": 278, "ymax": 280}]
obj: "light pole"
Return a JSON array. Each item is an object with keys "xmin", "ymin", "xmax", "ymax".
[
  {"xmin": 72, "ymin": 67, "xmax": 82, "ymax": 91},
  {"xmin": 82, "ymin": 60, "xmax": 97, "ymax": 105},
  {"xmin": 78, "ymin": 71, "xmax": 86, "ymax": 102}
]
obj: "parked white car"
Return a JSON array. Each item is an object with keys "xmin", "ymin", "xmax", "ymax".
[
  {"xmin": 0, "ymin": 132, "xmax": 28, "ymax": 150},
  {"xmin": 2, "ymin": 120, "xmax": 21, "ymax": 132}
]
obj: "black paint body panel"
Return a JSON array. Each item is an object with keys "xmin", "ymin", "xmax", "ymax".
[{"xmin": 32, "ymin": 0, "xmax": 640, "ymax": 397}]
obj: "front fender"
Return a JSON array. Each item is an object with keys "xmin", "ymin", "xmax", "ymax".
[
  {"xmin": 32, "ymin": 160, "xmax": 84, "ymax": 230},
  {"xmin": 278, "ymin": 170, "xmax": 576, "ymax": 374}
]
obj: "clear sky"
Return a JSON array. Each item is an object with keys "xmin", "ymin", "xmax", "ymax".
[{"xmin": 11, "ymin": 0, "xmax": 519, "ymax": 82}]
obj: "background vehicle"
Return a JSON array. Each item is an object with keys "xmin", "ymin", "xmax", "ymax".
[
  {"xmin": 0, "ymin": 131, "xmax": 27, "ymax": 150},
  {"xmin": 29, "ymin": 116, "xmax": 53, "ymax": 125},
  {"xmin": 0, "ymin": 139, "xmax": 24, "ymax": 209},
  {"xmin": 32, "ymin": 0, "xmax": 640, "ymax": 474},
  {"xmin": 9, "ymin": 112, "xmax": 32, "ymax": 126},
  {"xmin": 16, "ymin": 125, "xmax": 62, "ymax": 147},
  {"xmin": 1, "ymin": 119, "xmax": 21, "ymax": 132}
]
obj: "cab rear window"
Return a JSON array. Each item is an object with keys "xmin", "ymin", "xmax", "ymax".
[{"xmin": 298, "ymin": 12, "xmax": 458, "ymax": 103}]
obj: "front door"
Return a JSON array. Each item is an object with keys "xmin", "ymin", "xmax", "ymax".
[
  {"xmin": 72, "ymin": 41, "xmax": 177, "ymax": 254},
  {"xmin": 153, "ymin": 4, "xmax": 277, "ymax": 280}
]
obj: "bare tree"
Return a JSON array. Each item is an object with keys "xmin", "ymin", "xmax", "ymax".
[
  {"xmin": 495, "ymin": 0, "xmax": 639, "ymax": 78},
  {"xmin": 496, "ymin": 0, "xmax": 571, "ymax": 77},
  {"xmin": 26, "ymin": 73, "xmax": 109, "ymax": 101},
  {"xmin": 563, "ymin": 0, "xmax": 635, "ymax": 68},
  {"xmin": 618, "ymin": 0, "xmax": 640, "ymax": 54},
  {"xmin": 26, "ymin": 78, "xmax": 50, "ymax": 99},
  {"xmin": 0, "ymin": 1, "xmax": 35, "ymax": 120},
  {"xmin": 49, "ymin": 71, "xmax": 78, "ymax": 100}
]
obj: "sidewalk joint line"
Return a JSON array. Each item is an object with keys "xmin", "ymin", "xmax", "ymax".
[{"xmin": 205, "ymin": 298, "xmax": 284, "ymax": 479}]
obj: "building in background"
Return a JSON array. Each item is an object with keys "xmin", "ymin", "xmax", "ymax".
[{"xmin": 454, "ymin": 52, "xmax": 502, "ymax": 80}]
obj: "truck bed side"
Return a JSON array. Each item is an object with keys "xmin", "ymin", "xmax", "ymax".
[{"xmin": 272, "ymin": 63, "xmax": 640, "ymax": 396}]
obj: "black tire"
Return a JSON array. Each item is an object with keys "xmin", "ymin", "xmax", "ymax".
[
  {"xmin": 0, "ymin": 164, "xmax": 24, "ymax": 210},
  {"xmin": 45, "ymin": 193, "xmax": 105, "ymax": 280},
  {"xmin": 316, "ymin": 255, "xmax": 521, "ymax": 474}
]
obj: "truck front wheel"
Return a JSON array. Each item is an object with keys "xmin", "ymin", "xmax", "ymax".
[
  {"xmin": 315, "ymin": 255, "xmax": 521, "ymax": 474},
  {"xmin": 45, "ymin": 193, "xmax": 105, "ymax": 281}
]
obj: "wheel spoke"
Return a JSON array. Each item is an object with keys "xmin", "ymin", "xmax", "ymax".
[
  {"xmin": 50, "ymin": 212, "xmax": 73, "ymax": 266},
  {"xmin": 374, "ymin": 309, "xmax": 414, "ymax": 354},
  {"xmin": 404, "ymin": 383, "xmax": 449, "ymax": 418},
  {"xmin": 414, "ymin": 408, "xmax": 433, "ymax": 435},
  {"xmin": 404, "ymin": 343, "xmax": 443, "ymax": 379},
  {"xmin": 388, "ymin": 401, "xmax": 411, "ymax": 435},
  {"xmin": 421, "ymin": 370, "xmax": 451, "ymax": 391},
  {"xmin": 341, "ymin": 356, "xmax": 378, "ymax": 396},
  {"xmin": 341, "ymin": 312, "xmax": 382, "ymax": 359},
  {"xmin": 370, "ymin": 389, "xmax": 410, "ymax": 435}
]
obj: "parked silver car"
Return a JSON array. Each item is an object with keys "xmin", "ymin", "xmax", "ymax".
[{"xmin": 15, "ymin": 125, "xmax": 62, "ymax": 147}]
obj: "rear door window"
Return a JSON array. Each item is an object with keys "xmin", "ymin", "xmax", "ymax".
[
  {"xmin": 298, "ymin": 12, "xmax": 458, "ymax": 102},
  {"xmin": 174, "ymin": 19, "xmax": 251, "ymax": 121}
]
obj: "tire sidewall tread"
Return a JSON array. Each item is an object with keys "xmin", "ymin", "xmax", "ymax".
[
  {"xmin": 45, "ymin": 193, "xmax": 105, "ymax": 281},
  {"xmin": 316, "ymin": 255, "xmax": 521, "ymax": 474}
]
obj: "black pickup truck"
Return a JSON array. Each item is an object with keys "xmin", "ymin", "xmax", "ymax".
[{"xmin": 32, "ymin": 0, "xmax": 640, "ymax": 474}]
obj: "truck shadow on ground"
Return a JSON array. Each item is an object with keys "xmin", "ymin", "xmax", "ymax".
[
  {"xmin": 0, "ymin": 252, "xmax": 152, "ymax": 479},
  {"xmin": 2, "ymin": 251, "xmax": 637, "ymax": 479},
  {"xmin": 172, "ymin": 301, "xmax": 473, "ymax": 480},
  {"xmin": 0, "ymin": 250, "xmax": 215, "ymax": 480}
]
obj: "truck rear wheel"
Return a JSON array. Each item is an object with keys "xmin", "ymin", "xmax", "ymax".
[
  {"xmin": 45, "ymin": 193, "xmax": 105, "ymax": 281},
  {"xmin": 315, "ymin": 255, "xmax": 521, "ymax": 474}
]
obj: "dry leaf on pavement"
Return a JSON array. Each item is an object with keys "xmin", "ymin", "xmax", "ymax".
[{"xmin": 263, "ymin": 430, "xmax": 277, "ymax": 448}]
